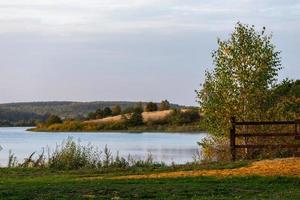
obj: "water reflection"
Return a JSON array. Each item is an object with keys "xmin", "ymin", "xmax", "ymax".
[{"xmin": 0, "ymin": 127, "xmax": 207, "ymax": 166}]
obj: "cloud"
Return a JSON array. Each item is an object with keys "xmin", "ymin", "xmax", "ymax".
[
  {"xmin": 0, "ymin": 0, "xmax": 299, "ymax": 105},
  {"xmin": 0, "ymin": 0, "xmax": 299, "ymax": 35}
]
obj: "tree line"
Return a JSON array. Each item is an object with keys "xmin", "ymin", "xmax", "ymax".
[{"xmin": 86, "ymin": 100, "xmax": 171, "ymax": 120}]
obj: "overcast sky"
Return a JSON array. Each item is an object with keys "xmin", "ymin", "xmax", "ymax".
[{"xmin": 0, "ymin": 0, "xmax": 299, "ymax": 106}]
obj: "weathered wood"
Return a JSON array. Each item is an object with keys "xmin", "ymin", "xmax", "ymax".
[
  {"xmin": 235, "ymin": 121, "xmax": 296, "ymax": 125},
  {"xmin": 236, "ymin": 133, "xmax": 296, "ymax": 137},
  {"xmin": 235, "ymin": 144, "xmax": 300, "ymax": 148},
  {"xmin": 230, "ymin": 117, "xmax": 236, "ymax": 161},
  {"xmin": 230, "ymin": 116, "xmax": 300, "ymax": 160}
]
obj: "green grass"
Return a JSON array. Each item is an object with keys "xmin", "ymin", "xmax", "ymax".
[{"xmin": 0, "ymin": 163, "xmax": 299, "ymax": 200}]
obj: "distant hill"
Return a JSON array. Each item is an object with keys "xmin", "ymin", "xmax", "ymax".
[{"xmin": 0, "ymin": 101, "xmax": 187, "ymax": 125}]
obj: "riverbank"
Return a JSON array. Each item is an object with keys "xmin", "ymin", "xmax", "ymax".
[
  {"xmin": 28, "ymin": 122, "xmax": 204, "ymax": 133},
  {"xmin": 1, "ymin": 158, "xmax": 299, "ymax": 199},
  {"xmin": 29, "ymin": 109, "xmax": 206, "ymax": 133}
]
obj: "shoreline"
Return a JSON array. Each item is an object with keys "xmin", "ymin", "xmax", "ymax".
[{"xmin": 27, "ymin": 127, "xmax": 207, "ymax": 134}]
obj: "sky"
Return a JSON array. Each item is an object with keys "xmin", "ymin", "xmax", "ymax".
[{"xmin": 0, "ymin": 0, "xmax": 299, "ymax": 106}]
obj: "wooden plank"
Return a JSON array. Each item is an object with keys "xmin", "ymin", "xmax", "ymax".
[
  {"xmin": 295, "ymin": 152, "xmax": 300, "ymax": 157},
  {"xmin": 235, "ymin": 121, "xmax": 295, "ymax": 126},
  {"xmin": 230, "ymin": 117, "xmax": 236, "ymax": 161},
  {"xmin": 236, "ymin": 133, "xmax": 295, "ymax": 137},
  {"xmin": 295, "ymin": 135, "xmax": 300, "ymax": 140},
  {"xmin": 235, "ymin": 144, "xmax": 300, "ymax": 148}
]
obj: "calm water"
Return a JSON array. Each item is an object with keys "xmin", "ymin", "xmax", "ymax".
[{"xmin": 0, "ymin": 127, "xmax": 207, "ymax": 166}]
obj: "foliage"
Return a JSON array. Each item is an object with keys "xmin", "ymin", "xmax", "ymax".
[
  {"xmin": 196, "ymin": 23, "xmax": 281, "ymax": 137},
  {"xmin": 87, "ymin": 112, "xmax": 97, "ymax": 120},
  {"xmin": 145, "ymin": 102, "xmax": 158, "ymax": 112},
  {"xmin": 0, "ymin": 101, "xmax": 183, "ymax": 125},
  {"xmin": 167, "ymin": 109, "xmax": 201, "ymax": 125},
  {"xmin": 45, "ymin": 115, "xmax": 62, "ymax": 127},
  {"xmin": 0, "ymin": 108, "xmax": 46, "ymax": 126},
  {"xmin": 103, "ymin": 107, "xmax": 112, "ymax": 117},
  {"xmin": 124, "ymin": 107, "xmax": 144, "ymax": 126},
  {"xmin": 265, "ymin": 79, "xmax": 300, "ymax": 120},
  {"xmin": 48, "ymin": 138, "xmax": 101, "ymax": 170},
  {"xmin": 122, "ymin": 106, "xmax": 135, "ymax": 114},
  {"xmin": 7, "ymin": 138, "xmax": 164, "ymax": 170},
  {"xmin": 159, "ymin": 100, "xmax": 171, "ymax": 111},
  {"xmin": 8, "ymin": 150, "xmax": 18, "ymax": 168},
  {"xmin": 197, "ymin": 137, "xmax": 231, "ymax": 162},
  {"xmin": 111, "ymin": 105, "xmax": 122, "ymax": 116}
]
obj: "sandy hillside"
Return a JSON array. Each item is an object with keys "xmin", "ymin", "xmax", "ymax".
[{"xmin": 85, "ymin": 110, "xmax": 174, "ymax": 124}]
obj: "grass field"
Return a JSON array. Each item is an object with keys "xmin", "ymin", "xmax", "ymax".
[{"xmin": 1, "ymin": 159, "xmax": 300, "ymax": 199}]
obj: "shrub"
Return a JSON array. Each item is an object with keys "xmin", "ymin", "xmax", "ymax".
[
  {"xmin": 124, "ymin": 108, "xmax": 144, "ymax": 127},
  {"xmin": 87, "ymin": 112, "xmax": 97, "ymax": 120},
  {"xmin": 167, "ymin": 109, "xmax": 200, "ymax": 125},
  {"xmin": 9, "ymin": 138, "xmax": 165, "ymax": 170},
  {"xmin": 45, "ymin": 115, "xmax": 62, "ymax": 127},
  {"xmin": 112, "ymin": 105, "xmax": 122, "ymax": 116},
  {"xmin": 159, "ymin": 100, "xmax": 170, "ymax": 111},
  {"xmin": 103, "ymin": 107, "xmax": 112, "ymax": 117},
  {"xmin": 197, "ymin": 136, "xmax": 231, "ymax": 162},
  {"xmin": 48, "ymin": 138, "xmax": 101, "ymax": 170},
  {"xmin": 145, "ymin": 102, "xmax": 158, "ymax": 112}
]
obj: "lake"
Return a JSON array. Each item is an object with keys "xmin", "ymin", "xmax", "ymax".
[{"xmin": 0, "ymin": 127, "xmax": 207, "ymax": 166}]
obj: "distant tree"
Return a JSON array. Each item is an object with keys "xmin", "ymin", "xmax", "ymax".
[
  {"xmin": 103, "ymin": 107, "xmax": 112, "ymax": 117},
  {"xmin": 167, "ymin": 109, "xmax": 200, "ymax": 125},
  {"xmin": 159, "ymin": 100, "xmax": 170, "ymax": 111},
  {"xmin": 122, "ymin": 107, "xmax": 135, "ymax": 114},
  {"xmin": 111, "ymin": 105, "xmax": 122, "ymax": 116},
  {"xmin": 126, "ymin": 107, "xmax": 144, "ymax": 126},
  {"xmin": 145, "ymin": 102, "xmax": 158, "ymax": 112},
  {"xmin": 45, "ymin": 115, "xmax": 62, "ymax": 127},
  {"xmin": 87, "ymin": 112, "xmax": 96, "ymax": 120},
  {"xmin": 95, "ymin": 108, "xmax": 104, "ymax": 119},
  {"xmin": 135, "ymin": 102, "xmax": 144, "ymax": 111}
]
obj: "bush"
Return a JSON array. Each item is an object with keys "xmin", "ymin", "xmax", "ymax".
[
  {"xmin": 159, "ymin": 100, "xmax": 170, "ymax": 111},
  {"xmin": 48, "ymin": 138, "xmax": 101, "ymax": 170},
  {"xmin": 124, "ymin": 108, "xmax": 144, "ymax": 127},
  {"xmin": 145, "ymin": 102, "xmax": 158, "ymax": 112},
  {"xmin": 197, "ymin": 136, "xmax": 231, "ymax": 162},
  {"xmin": 9, "ymin": 138, "xmax": 165, "ymax": 170},
  {"xmin": 87, "ymin": 112, "xmax": 97, "ymax": 120},
  {"xmin": 45, "ymin": 115, "xmax": 62, "ymax": 127},
  {"xmin": 112, "ymin": 105, "xmax": 122, "ymax": 116},
  {"xmin": 167, "ymin": 109, "xmax": 200, "ymax": 125}
]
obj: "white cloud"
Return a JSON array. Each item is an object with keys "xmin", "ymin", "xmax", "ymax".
[{"xmin": 0, "ymin": 0, "xmax": 299, "ymax": 35}]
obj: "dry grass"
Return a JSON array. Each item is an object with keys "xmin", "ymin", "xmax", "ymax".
[
  {"xmin": 85, "ymin": 115, "xmax": 125, "ymax": 124},
  {"xmin": 142, "ymin": 110, "xmax": 173, "ymax": 122},
  {"xmin": 84, "ymin": 110, "xmax": 174, "ymax": 124},
  {"xmin": 111, "ymin": 158, "xmax": 300, "ymax": 179}
]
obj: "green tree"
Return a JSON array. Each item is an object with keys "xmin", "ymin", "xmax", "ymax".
[
  {"xmin": 103, "ymin": 107, "xmax": 112, "ymax": 117},
  {"xmin": 196, "ymin": 23, "xmax": 281, "ymax": 137},
  {"xmin": 145, "ymin": 102, "xmax": 158, "ymax": 112},
  {"xmin": 45, "ymin": 115, "xmax": 62, "ymax": 127},
  {"xmin": 159, "ymin": 100, "xmax": 171, "ymax": 111},
  {"xmin": 95, "ymin": 108, "xmax": 104, "ymax": 119},
  {"xmin": 125, "ymin": 107, "xmax": 144, "ymax": 126},
  {"xmin": 122, "ymin": 107, "xmax": 134, "ymax": 114},
  {"xmin": 266, "ymin": 79, "xmax": 300, "ymax": 120},
  {"xmin": 87, "ymin": 112, "xmax": 96, "ymax": 120},
  {"xmin": 112, "ymin": 105, "xmax": 122, "ymax": 116}
]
